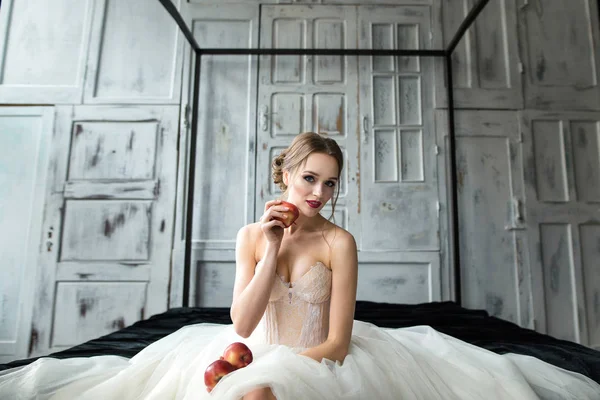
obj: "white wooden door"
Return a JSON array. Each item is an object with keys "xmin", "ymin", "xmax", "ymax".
[
  {"xmin": 29, "ymin": 105, "xmax": 179, "ymax": 358},
  {"xmin": 173, "ymin": 4, "xmax": 260, "ymax": 308},
  {"xmin": 356, "ymin": 5, "xmax": 441, "ymax": 303},
  {"xmin": 0, "ymin": 0, "xmax": 94, "ymax": 104},
  {"xmin": 0, "ymin": 107, "xmax": 53, "ymax": 363},
  {"xmin": 83, "ymin": 0, "xmax": 184, "ymax": 105},
  {"xmin": 521, "ymin": 111, "xmax": 600, "ymax": 348},
  {"xmin": 255, "ymin": 5, "xmax": 360, "ymax": 242},
  {"xmin": 438, "ymin": 0, "xmax": 522, "ymax": 109},
  {"xmin": 517, "ymin": 0, "xmax": 600, "ymax": 111},
  {"xmin": 436, "ymin": 110, "xmax": 531, "ymax": 327}
]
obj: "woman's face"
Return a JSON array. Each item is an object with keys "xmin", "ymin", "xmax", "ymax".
[{"xmin": 284, "ymin": 152, "xmax": 339, "ymax": 217}]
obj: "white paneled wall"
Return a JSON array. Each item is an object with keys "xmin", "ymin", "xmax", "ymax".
[
  {"xmin": 0, "ymin": 0, "xmax": 184, "ymax": 362},
  {"xmin": 521, "ymin": 111, "xmax": 600, "ymax": 349},
  {"xmin": 0, "ymin": 0, "xmax": 599, "ymax": 363},
  {"xmin": 0, "ymin": 0, "xmax": 94, "ymax": 103},
  {"xmin": 0, "ymin": 108, "xmax": 53, "ymax": 363}
]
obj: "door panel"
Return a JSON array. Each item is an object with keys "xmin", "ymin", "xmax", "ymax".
[
  {"xmin": 354, "ymin": 5, "xmax": 442, "ymax": 304},
  {"xmin": 255, "ymin": 5, "xmax": 360, "ymax": 237},
  {"xmin": 29, "ymin": 105, "xmax": 178, "ymax": 357},
  {"xmin": 0, "ymin": 0, "xmax": 94, "ymax": 103},
  {"xmin": 436, "ymin": 110, "xmax": 530, "ymax": 326},
  {"xmin": 83, "ymin": 0, "xmax": 184, "ymax": 104},
  {"xmin": 521, "ymin": 111, "xmax": 600, "ymax": 347},
  {"xmin": 0, "ymin": 107, "xmax": 53, "ymax": 363},
  {"xmin": 356, "ymin": 252, "xmax": 441, "ymax": 303},
  {"xmin": 437, "ymin": 0, "xmax": 522, "ymax": 109},
  {"xmin": 172, "ymin": 4, "xmax": 260, "ymax": 308},
  {"xmin": 518, "ymin": 0, "xmax": 600, "ymax": 110},
  {"xmin": 358, "ymin": 5, "xmax": 439, "ymax": 252}
]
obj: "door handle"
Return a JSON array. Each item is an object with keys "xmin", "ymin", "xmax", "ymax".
[
  {"xmin": 260, "ymin": 105, "xmax": 268, "ymax": 131},
  {"xmin": 513, "ymin": 197, "xmax": 523, "ymax": 222},
  {"xmin": 505, "ymin": 197, "xmax": 525, "ymax": 231},
  {"xmin": 260, "ymin": 105, "xmax": 277, "ymax": 132}
]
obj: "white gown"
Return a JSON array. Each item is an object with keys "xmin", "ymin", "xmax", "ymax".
[{"xmin": 1, "ymin": 262, "xmax": 600, "ymax": 399}]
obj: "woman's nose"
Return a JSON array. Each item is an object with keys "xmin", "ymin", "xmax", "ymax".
[{"xmin": 313, "ymin": 184, "xmax": 323, "ymax": 196}]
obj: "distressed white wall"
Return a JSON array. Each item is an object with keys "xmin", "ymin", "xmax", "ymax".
[
  {"xmin": 0, "ymin": 108, "xmax": 53, "ymax": 363},
  {"xmin": 0, "ymin": 0, "xmax": 599, "ymax": 364},
  {"xmin": 0, "ymin": 0, "xmax": 185, "ymax": 362},
  {"xmin": 439, "ymin": 0, "xmax": 600, "ymax": 350}
]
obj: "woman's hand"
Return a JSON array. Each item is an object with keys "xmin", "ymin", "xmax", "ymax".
[{"xmin": 260, "ymin": 200, "xmax": 289, "ymax": 244}]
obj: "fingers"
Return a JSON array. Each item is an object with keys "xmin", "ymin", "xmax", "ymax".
[
  {"xmin": 269, "ymin": 205, "xmax": 291, "ymax": 212},
  {"xmin": 260, "ymin": 212, "xmax": 286, "ymax": 225},
  {"xmin": 261, "ymin": 201, "xmax": 290, "ymax": 223},
  {"xmin": 263, "ymin": 219, "xmax": 286, "ymax": 230},
  {"xmin": 259, "ymin": 201, "xmax": 287, "ymax": 239},
  {"xmin": 263, "ymin": 199, "xmax": 282, "ymax": 212},
  {"xmin": 268, "ymin": 211, "xmax": 288, "ymax": 220},
  {"xmin": 264, "ymin": 200, "xmax": 292, "ymax": 212}
]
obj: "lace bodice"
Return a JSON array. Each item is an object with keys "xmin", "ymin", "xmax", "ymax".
[{"xmin": 255, "ymin": 262, "xmax": 332, "ymax": 349}]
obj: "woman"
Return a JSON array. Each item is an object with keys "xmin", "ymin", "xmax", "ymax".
[
  {"xmin": 1, "ymin": 132, "xmax": 599, "ymax": 399},
  {"xmin": 231, "ymin": 132, "xmax": 357, "ymax": 399}
]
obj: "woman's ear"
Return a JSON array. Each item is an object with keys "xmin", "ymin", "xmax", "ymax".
[{"xmin": 283, "ymin": 170, "xmax": 289, "ymax": 186}]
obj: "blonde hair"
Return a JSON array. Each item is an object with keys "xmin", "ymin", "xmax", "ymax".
[{"xmin": 271, "ymin": 132, "xmax": 343, "ymax": 222}]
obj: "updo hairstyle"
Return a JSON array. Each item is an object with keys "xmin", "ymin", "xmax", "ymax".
[{"xmin": 271, "ymin": 132, "xmax": 344, "ymax": 220}]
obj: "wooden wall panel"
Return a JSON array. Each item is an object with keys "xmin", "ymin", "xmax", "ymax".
[
  {"xmin": 522, "ymin": 111, "xmax": 600, "ymax": 346},
  {"xmin": 0, "ymin": 108, "xmax": 53, "ymax": 363},
  {"xmin": 356, "ymin": 258, "xmax": 441, "ymax": 304},
  {"xmin": 84, "ymin": 0, "xmax": 184, "ymax": 103},
  {"xmin": 170, "ymin": 4, "xmax": 259, "ymax": 307},
  {"xmin": 581, "ymin": 224, "xmax": 600, "ymax": 350},
  {"xmin": 29, "ymin": 105, "xmax": 179, "ymax": 358},
  {"xmin": 195, "ymin": 262, "xmax": 236, "ymax": 308},
  {"xmin": 67, "ymin": 121, "xmax": 159, "ymax": 181},
  {"xmin": 539, "ymin": 223, "xmax": 578, "ymax": 342},
  {"xmin": 358, "ymin": 6, "xmax": 439, "ymax": 252},
  {"xmin": 531, "ymin": 120, "xmax": 570, "ymax": 202},
  {"xmin": 61, "ymin": 200, "xmax": 152, "ymax": 261},
  {"xmin": 0, "ymin": 0, "xmax": 94, "ymax": 103},
  {"xmin": 570, "ymin": 121, "xmax": 600, "ymax": 202},
  {"xmin": 436, "ymin": 110, "xmax": 530, "ymax": 326},
  {"xmin": 437, "ymin": 0, "xmax": 522, "ymax": 109},
  {"xmin": 518, "ymin": 0, "xmax": 600, "ymax": 110},
  {"xmin": 50, "ymin": 282, "xmax": 147, "ymax": 348}
]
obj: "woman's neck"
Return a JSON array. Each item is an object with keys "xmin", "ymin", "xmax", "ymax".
[{"xmin": 287, "ymin": 214, "xmax": 326, "ymax": 235}]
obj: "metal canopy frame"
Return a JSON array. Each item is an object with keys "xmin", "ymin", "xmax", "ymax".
[{"xmin": 158, "ymin": 0, "xmax": 491, "ymax": 308}]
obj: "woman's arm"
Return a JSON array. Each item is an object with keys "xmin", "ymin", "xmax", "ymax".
[
  {"xmin": 230, "ymin": 225, "xmax": 280, "ymax": 338},
  {"xmin": 300, "ymin": 230, "xmax": 358, "ymax": 364}
]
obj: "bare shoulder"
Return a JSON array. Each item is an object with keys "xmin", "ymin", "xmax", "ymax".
[
  {"xmin": 237, "ymin": 221, "xmax": 261, "ymax": 238},
  {"xmin": 323, "ymin": 222, "xmax": 356, "ymax": 246},
  {"xmin": 323, "ymin": 222, "xmax": 357, "ymax": 267},
  {"xmin": 236, "ymin": 222, "xmax": 264, "ymax": 264},
  {"xmin": 236, "ymin": 221, "xmax": 260, "ymax": 248}
]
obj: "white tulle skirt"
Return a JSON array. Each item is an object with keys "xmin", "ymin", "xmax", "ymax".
[{"xmin": 1, "ymin": 320, "xmax": 599, "ymax": 400}]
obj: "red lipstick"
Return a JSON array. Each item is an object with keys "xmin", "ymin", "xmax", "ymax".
[{"xmin": 306, "ymin": 200, "xmax": 322, "ymax": 209}]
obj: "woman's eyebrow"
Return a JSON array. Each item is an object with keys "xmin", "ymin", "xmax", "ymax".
[{"xmin": 303, "ymin": 170, "xmax": 338, "ymax": 180}]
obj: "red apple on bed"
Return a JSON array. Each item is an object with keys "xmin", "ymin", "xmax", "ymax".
[
  {"xmin": 271, "ymin": 200, "xmax": 299, "ymax": 228},
  {"xmin": 221, "ymin": 342, "xmax": 253, "ymax": 369},
  {"xmin": 204, "ymin": 359, "xmax": 236, "ymax": 392}
]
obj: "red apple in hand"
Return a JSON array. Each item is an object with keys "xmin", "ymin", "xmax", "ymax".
[
  {"xmin": 204, "ymin": 359, "xmax": 236, "ymax": 393},
  {"xmin": 271, "ymin": 201, "xmax": 299, "ymax": 228},
  {"xmin": 221, "ymin": 342, "xmax": 253, "ymax": 369}
]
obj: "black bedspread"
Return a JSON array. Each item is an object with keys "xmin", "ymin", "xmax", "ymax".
[{"xmin": 2, "ymin": 301, "xmax": 599, "ymax": 384}]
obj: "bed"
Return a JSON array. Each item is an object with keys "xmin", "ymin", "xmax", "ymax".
[{"xmin": 2, "ymin": 300, "xmax": 599, "ymax": 386}]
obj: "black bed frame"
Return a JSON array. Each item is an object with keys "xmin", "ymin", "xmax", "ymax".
[{"xmin": 157, "ymin": 0, "xmax": 492, "ymax": 308}]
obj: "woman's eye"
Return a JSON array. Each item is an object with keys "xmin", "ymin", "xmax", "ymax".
[{"xmin": 304, "ymin": 176, "xmax": 335, "ymax": 187}]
